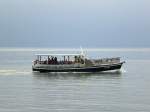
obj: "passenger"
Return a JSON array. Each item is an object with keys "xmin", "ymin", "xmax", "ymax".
[
  {"xmin": 74, "ymin": 56, "xmax": 77, "ymax": 63},
  {"xmin": 51, "ymin": 57, "xmax": 54, "ymax": 64},
  {"xmin": 54, "ymin": 57, "xmax": 57, "ymax": 64},
  {"xmin": 81, "ymin": 59, "xmax": 84, "ymax": 64},
  {"xmin": 77, "ymin": 56, "xmax": 80, "ymax": 63},
  {"xmin": 48, "ymin": 57, "xmax": 50, "ymax": 64},
  {"xmin": 44, "ymin": 60, "xmax": 47, "ymax": 64},
  {"xmin": 34, "ymin": 60, "xmax": 37, "ymax": 65}
]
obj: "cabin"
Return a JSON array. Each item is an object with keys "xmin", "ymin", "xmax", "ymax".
[{"xmin": 33, "ymin": 53, "xmax": 86, "ymax": 69}]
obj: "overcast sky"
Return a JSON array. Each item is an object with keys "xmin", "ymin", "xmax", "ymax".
[{"xmin": 0, "ymin": 0, "xmax": 150, "ymax": 48}]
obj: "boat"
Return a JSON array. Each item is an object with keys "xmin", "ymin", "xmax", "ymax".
[{"xmin": 32, "ymin": 49, "xmax": 125, "ymax": 73}]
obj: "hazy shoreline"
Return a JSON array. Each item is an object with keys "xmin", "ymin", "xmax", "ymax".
[{"xmin": 0, "ymin": 47, "xmax": 150, "ymax": 52}]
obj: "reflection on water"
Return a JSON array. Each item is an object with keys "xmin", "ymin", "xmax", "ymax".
[
  {"xmin": 32, "ymin": 71, "xmax": 122, "ymax": 80},
  {"xmin": 30, "ymin": 71, "xmax": 123, "ymax": 112}
]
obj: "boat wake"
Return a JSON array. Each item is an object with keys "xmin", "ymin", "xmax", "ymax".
[
  {"xmin": 121, "ymin": 68, "xmax": 127, "ymax": 73},
  {"xmin": 0, "ymin": 69, "xmax": 31, "ymax": 75}
]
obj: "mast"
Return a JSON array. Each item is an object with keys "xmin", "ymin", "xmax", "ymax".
[{"xmin": 80, "ymin": 46, "xmax": 86, "ymax": 65}]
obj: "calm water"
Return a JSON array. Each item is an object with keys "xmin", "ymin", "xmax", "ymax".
[{"xmin": 0, "ymin": 48, "xmax": 150, "ymax": 112}]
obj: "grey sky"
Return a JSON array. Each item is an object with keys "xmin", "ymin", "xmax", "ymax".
[{"xmin": 0, "ymin": 0, "xmax": 150, "ymax": 48}]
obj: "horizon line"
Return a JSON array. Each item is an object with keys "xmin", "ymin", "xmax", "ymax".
[{"xmin": 0, "ymin": 47, "xmax": 150, "ymax": 52}]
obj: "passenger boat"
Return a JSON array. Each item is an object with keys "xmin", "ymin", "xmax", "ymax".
[{"xmin": 32, "ymin": 49, "xmax": 125, "ymax": 73}]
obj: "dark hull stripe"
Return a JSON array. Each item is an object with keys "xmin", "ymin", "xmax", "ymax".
[{"xmin": 32, "ymin": 62, "xmax": 124, "ymax": 73}]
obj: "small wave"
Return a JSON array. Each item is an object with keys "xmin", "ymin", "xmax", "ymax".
[{"xmin": 121, "ymin": 68, "xmax": 127, "ymax": 73}]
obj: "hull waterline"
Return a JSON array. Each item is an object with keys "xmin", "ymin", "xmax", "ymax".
[{"xmin": 32, "ymin": 62, "xmax": 124, "ymax": 73}]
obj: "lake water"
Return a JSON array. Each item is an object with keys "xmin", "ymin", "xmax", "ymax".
[{"xmin": 0, "ymin": 48, "xmax": 150, "ymax": 112}]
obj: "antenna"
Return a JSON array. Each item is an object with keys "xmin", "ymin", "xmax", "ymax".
[
  {"xmin": 80, "ymin": 46, "xmax": 84, "ymax": 55},
  {"xmin": 80, "ymin": 46, "xmax": 87, "ymax": 58}
]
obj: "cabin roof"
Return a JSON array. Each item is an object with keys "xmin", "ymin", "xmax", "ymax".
[{"xmin": 35, "ymin": 54, "xmax": 83, "ymax": 56}]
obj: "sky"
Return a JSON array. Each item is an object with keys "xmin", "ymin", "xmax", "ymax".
[{"xmin": 0, "ymin": 0, "xmax": 150, "ymax": 48}]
